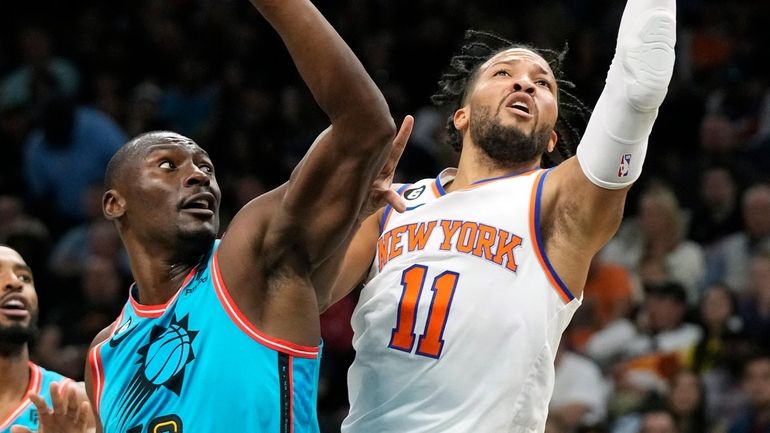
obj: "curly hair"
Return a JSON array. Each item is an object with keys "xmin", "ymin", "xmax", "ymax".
[{"xmin": 430, "ymin": 30, "xmax": 591, "ymax": 168}]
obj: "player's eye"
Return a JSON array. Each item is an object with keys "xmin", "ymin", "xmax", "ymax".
[
  {"xmin": 159, "ymin": 160, "xmax": 176, "ymax": 170},
  {"xmin": 199, "ymin": 164, "xmax": 214, "ymax": 174},
  {"xmin": 17, "ymin": 273, "xmax": 33, "ymax": 283},
  {"xmin": 494, "ymin": 69, "xmax": 510, "ymax": 77}
]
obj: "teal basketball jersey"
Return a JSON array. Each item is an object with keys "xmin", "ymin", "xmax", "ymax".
[
  {"xmin": 0, "ymin": 362, "xmax": 72, "ymax": 433},
  {"xmin": 89, "ymin": 242, "xmax": 322, "ymax": 433}
]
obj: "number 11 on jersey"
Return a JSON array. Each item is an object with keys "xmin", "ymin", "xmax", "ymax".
[{"xmin": 389, "ymin": 265, "xmax": 459, "ymax": 359}]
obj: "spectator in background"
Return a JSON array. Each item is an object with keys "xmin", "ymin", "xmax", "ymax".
[
  {"xmin": 708, "ymin": 184, "xmax": 770, "ymax": 294},
  {"xmin": 0, "ymin": 195, "xmax": 47, "ymax": 247},
  {"xmin": 688, "ymin": 164, "xmax": 743, "ymax": 246},
  {"xmin": 638, "ymin": 410, "xmax": 679, "ymax": 433},
  {"xmin": 0, "ymin": 26, "xmax": 80, "ymax": 111},
  {"xmin": 688, "ymin": 283, "xmax": 743, "ymax": 374},
  {"xmin": 550, "ymin": 345, "xmax": 609, "ymax": 430},
  {"xmin": 603, "ymin": 183, "xmax": 706, "ymax": 304},
  {"xmin": 48, "ymin": 185, "xmax": 127, "ymax": 280},
  {"xmin": 123, "ymin": 81, "xmax": 169, "ymax": 138},
  {"xmin": 728, "ymin": 353, "xmax": 770, "ymax": 433},
  {"xmin": 22, "ymin": 95, "xmax": 126, "ymax": 229},
  {"xmin": 35, "ymin": 255, "xmax": 123, "ymax": 379},
  {"xmin": 586, "ymin": 282, "xmax": 700, "ymax": 384},
  {"xmin": 0, "ymin": 196, "xmax": 50, "ymax": 299},
  {"xmin": 160, "ymin": 56, "xmax": 217, "ymax": 138},
  {"xmin": 666, "ymin": 370, "xmax": 709, "ymax": 433},
  {"xmin": 738, "ymin": 249, "xmax": 770, "ymax": 351},
  {"xmin": 570, "ymin": 254, "xmax": 638, "ymax": 350}
]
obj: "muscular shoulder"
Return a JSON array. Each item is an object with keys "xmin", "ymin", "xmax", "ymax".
[
  {"xmin": 218, "ymin": 183, "xmax": 287, "ymax": 265},
  {"xmin": 89, "ymin": 324, "xmax": 115, "ymax": 350}
]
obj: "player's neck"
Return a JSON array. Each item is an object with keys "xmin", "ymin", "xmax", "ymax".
[
  {"xmin": 124, "ymin": 239, "xmax": 201, "ymax": 306},
  {"xmin": 446, "ymin": 144, "xmax": 539, "ymax": 192},
  {"xmin": 0, "ymin": 349, "xmax": 30, "ymax": 410}
]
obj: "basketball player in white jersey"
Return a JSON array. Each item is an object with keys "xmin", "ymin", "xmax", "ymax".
[{"xmin": 322, "ymin": 0, "xmax": 678, "ymax": 431}]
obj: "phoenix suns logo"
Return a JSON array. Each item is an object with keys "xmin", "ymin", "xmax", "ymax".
[{"xmin": 114, "ymin": 314, "xmax": 198, "ymax": 430}]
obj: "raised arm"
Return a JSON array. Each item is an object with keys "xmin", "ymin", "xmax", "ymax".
[
  {"xmin": 541, "ymin": 0, "xmax": 676, "ymax": 294},
  {"xmin": 216, "ymin": 0, "xmax": 395, "ymax": 343}
]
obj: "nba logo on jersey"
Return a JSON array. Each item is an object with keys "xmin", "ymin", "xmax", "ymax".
[
  {"xmin": 404, "ymin": 185, "xmax": 425, "ymax": 200},
  {"xmin": 618, "ymin": 153, "xmax": 632, "ymax": 177}
]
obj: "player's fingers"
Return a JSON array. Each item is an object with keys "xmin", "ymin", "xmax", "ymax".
[
  {"xmin": 393, "ymin": 115, "xmax": 413, "ymax": 150},
  {"xmin": 383, "ymin": 189, "xmax": 406, "ymax": 213},
  {"xmin": 74, "ymin": 401, "xmax": 91, "ymax": 427},
  {"xmin": 10, "ymin": 425, "xmax": 34, "ymax": 433},
  {"xmin": 81, "ymin": 400, "xmax": 96, "ymax": 429},
  {"xmin": 65, "ymin": 382, "xmax": 81, "ymax": 412},
  {"xmin": 383, "ymin": 115, "xmax": 413, "ymax": 171},
  {"xmin": 28, "ymin": 392, "xmax": 52, "ymax": 415},
  {"xmin": 49, "ymin": 382, "xmax": 66, "ymax": 416}
]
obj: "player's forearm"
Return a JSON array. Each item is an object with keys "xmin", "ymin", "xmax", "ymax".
[
  {"xmin": 248, "ymin": 0, "xmax": 392, "ymax": 132},
  {"xmin": 576, "ymin": 0, "xmax": 676, "ymax": 189}
]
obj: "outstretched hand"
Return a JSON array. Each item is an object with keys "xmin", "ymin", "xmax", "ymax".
[
  {"xmin": 11, "ymin": 382, "xmax": 94, "ymax": 433},
  {"xmin": 361, "ymin": 115, "xmax": 414, "ymax": 218}
]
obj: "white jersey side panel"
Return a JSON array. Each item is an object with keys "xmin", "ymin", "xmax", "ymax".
[{"xmin": 343, "ymin": 169, "xmax": 581, "ymax": 433}]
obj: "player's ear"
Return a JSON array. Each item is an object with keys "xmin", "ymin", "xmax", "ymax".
[
  {"xmin": 103, "ymin": 190, "xmax": 126, "ymax": 220},
  {"xmin": 547, "ymin": 130, "xmax": 558, "ymax": 153},
  {"xmin": 453, "ymin": 106, "xmax": 470, "ymax": 133}
]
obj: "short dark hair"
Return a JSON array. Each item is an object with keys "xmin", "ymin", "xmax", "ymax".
[
  {"xmin": 430, "ymin": 30, "xmax": 591, "ymax": 167},
  {"xmin": 645, "ymin": 281, "xmax": 688, "ymax": 304},
  {"xmin": 104, "ymin": 131, "xmax": 178, "ymax": 190}
]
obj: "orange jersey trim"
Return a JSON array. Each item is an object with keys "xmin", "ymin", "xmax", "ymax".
[
  {"xmin": 88, "ymin": 341, "xmax": 107, "ymax": 416},
  {"xmin": 0, "ymin": 363, "xmax": 42, "ymax": 430},
  {"xmin": 211, "ymin": 252, "xmax": 319, "ymax": 359},
  {"xmin": 128, "ymin": 269, "xmax": 198, "ymax": 318}
]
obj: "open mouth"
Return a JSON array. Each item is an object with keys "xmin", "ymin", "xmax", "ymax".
[
  {"xmin": 509, "ymin": 101, "xmax": 530, "ymax": 114},
  {"xmin": 180, "ymin": 193, "xmax": 216, "ymax": 216},
  {"xmin": 0, "ymin": 297, "xmax": 29, "ymax": 318},
  {"xmin": 504, "ymin": 94, "xmax": 534, "ymax": 118}
]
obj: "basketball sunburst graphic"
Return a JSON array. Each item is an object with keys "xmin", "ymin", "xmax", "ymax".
[{"xmin": 115, "ymin": 314, "xmax": 198, "ymax": 430}]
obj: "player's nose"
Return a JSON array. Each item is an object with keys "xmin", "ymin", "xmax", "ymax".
[
  {"xmin": 184, "ymin": 166, "xmax": 211, "ymax": 188},
  {"xmin": 512, "ymin": 78, "xmax": 536, "ymax": 95},
  {"xmin": 1, "ymin": 271, "xmax": 24, "ymax": 292}
]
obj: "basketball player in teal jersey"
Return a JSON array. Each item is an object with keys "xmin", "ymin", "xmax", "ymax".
[
  {"xmin": 82, "ymin": 0, "xmax": 403, "ymax": 431},
  {"xmin": 0, "ymin": 245, "xmax": 92, "ymax": 433}
]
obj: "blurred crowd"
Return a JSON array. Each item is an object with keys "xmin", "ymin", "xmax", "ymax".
[{"xmin": 1, "ymin": 0, "xmax": 769, "ymax": 432}]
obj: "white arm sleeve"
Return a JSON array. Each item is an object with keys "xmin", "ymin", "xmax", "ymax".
[{"xmin": 576, "ymin": 0, "xmax": 676, "ymax": 190}]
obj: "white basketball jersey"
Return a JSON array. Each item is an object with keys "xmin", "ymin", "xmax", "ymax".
[{"xmin": 343, "ymin": 168, "xmax": 581, "ymax": 433}]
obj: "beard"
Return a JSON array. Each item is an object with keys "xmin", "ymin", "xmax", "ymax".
[
  {"xmin": 173, "ymin": 224, "xmax": 218, "ymax": 265},
  {"xmin": 469, "ymin": 106, "xmax": 552, "ymax": 169},
  {"xmin": 0, "ymin": 313, "xmax": 39, "ymax": 357}
]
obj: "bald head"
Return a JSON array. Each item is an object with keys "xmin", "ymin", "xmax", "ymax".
[{"xmin": 104, "ymin": 131, "xmax": 199, "ymax": 191}]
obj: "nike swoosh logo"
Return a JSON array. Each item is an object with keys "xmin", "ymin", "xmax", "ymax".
[{"xmin": 109, "ymin": 324, "xmax": 136, "ymax": 348}]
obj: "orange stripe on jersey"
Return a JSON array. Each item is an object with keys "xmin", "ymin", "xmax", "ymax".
[
  {"xmin": 528, "ymin": 170, "xmax": 574, "ymax": 304},
  {"xmin": 128, "ymin": 269, "xmax": 197, "ymax": 318},
  {"xmin": 211, "ymin": 252, "xmax": 320, "ymax": 358},
  {"xmin": 88, "ymin": 341, "xmax": 106, "ymax": 415},
  {"xmin": 431, "ymin": 181, "xmax": 441, "ymax": 197},
  {"xmin": 0, "ymin": 363, "xmax": 42, "ymax": 430}
]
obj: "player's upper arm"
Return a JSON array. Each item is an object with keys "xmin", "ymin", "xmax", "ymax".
[
  {"xmin": 545, "ymin": 157, "xmax": 629, "ymax": 255},
  {"xmin": 84, "ymin": 326, "xmax": 112, "ymax": 433},
  {"xmin": 318, "ymin": 208, "xmax": 383, "ymax": 312}
]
